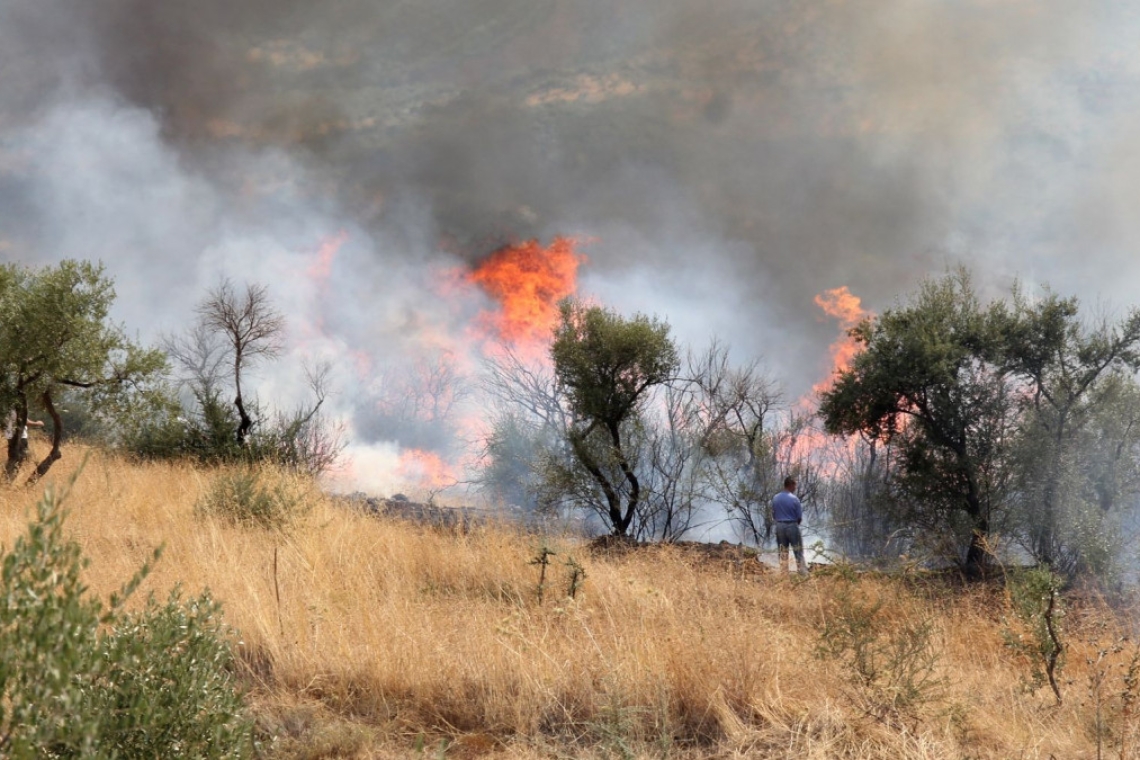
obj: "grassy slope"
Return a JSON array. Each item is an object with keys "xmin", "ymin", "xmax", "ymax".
[{"xmin": 0, "ymin": 446, "xmax": 1136, "ymax": 759}]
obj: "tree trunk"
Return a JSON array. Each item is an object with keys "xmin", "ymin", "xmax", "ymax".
[
  {"xmin": 964, "ymin": 520, "xmax": 990, "ymax": 579},
  {"xmin": 27, "ymin": 391, "xmax": 63, "ymax": 485},
  {"xmin": 5, "ymin": 394, "xmax": 29, "ymax": 481},
  {"xmin": 233, "ymin": 350, "xmax": 253, "ymax": 445},
  {"xmin": 608, "ymin": 422, "xmax": 641, "ymax": 536},
  {"xmin": 569, "ymin": 429, "xmax": 624, "ymax": 535},
  {"xmin": 963, "ymin": 475, "xmax": 990, "ymax": 579}
]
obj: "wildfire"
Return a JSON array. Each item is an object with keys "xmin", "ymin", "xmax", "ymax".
[
  {"xmin": 811, "ymin": 286, "xmax": 871, "ymax": 396},
  {"xmin": 396, "ymin": 448, "xmax": 457, "ymax": 492},
  {"xmin": 466, "ymin": 237, "xmax": 586, "ymax": 354},
  {"xmin": 308, "ymin": 230, "xmax": 349, "ymax": 281}
]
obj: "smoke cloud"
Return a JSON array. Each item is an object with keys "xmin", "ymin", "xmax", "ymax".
[{"xmin": 2, "ymin": 0, "xmax": 1138, "ymax": 491}]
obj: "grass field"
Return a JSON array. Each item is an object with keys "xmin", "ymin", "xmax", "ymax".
[{"xmin": 2, "ymin": 444, "xmax": 1138, "ymax": 759}]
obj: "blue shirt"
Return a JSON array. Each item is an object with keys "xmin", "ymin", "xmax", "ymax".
[{"xmin": 771, "ymin": 490, "xmax": 802, "ymax": 523}]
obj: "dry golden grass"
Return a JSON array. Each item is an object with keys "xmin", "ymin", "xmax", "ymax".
[{"xmin": 2, "ymin": 444, "xmax": 1139, "ymax": 759}]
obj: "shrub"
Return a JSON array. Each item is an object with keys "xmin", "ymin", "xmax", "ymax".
[
  {"xmin": 83, "ymin": 590, "xmax": 248, "ymax": 759},
  {"xmin": 1004, "ymin": 566, "xmax": 1065, "ymax": 705},
  {"xmin": 0, "ymin": 479, "xmax": 251, "ymax": 758},
  {"xmin": 196, "ymin": 467, "xmax": 312, "ymax": 530},
  {"xmin": 816, "ymin": 581, "xmax": 944, "ymax": 720},
  {"xmin": 121, "ymin": 386, "xmax": 344, "ymax": 478}
]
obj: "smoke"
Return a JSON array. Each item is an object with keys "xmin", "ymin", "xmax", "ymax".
[{"xmin": 2, "ymin": 0, "xmax": 1139, "ymax": 491}]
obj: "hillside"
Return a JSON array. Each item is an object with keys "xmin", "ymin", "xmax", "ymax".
[{"xmin": 1, "ymin": 446, "xmax": 1136, "ymax": 759}]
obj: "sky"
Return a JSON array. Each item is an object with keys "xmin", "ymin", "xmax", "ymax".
[{"xmin": 2, "ymin": 0, "xmax": 1139, "ymax": 492}]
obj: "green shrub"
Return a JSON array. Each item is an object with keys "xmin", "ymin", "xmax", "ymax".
[
  {"xmin": 1004, "ymin": 566, "xmax": 1065, "ymax": 705},
  {"xmin": 82, "ymin": 590, "xmax": 248, "ymax": 759},
  {"xmin": 816, "ymin": 581, "xmax": 944, "ymax": 719},
  {"xmin": 196, "ymin": 467, "xmax": 311, "ymax": 530},
  {"xmin": 0, "ymin": 479, "xmax": 251, "ymax": 758},
  {"xmin": 122, "ymin": 389, "xmax": 343, "ymax": 477}
]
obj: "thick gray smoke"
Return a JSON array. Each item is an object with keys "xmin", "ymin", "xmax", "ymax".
[{"xmin": 2, "ymin": 1, "xmax": 1138, "ymax": 491}]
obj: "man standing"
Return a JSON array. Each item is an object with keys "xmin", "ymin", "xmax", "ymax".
[
  {"xmin": 4, "ymin": 410, "xmax": 44, "ymax": 466},
  {"xmin": 771, "ymin": 476, "xmax": 808, "ymax": 576}
]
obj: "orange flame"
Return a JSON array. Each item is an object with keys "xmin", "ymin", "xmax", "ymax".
[
  {"xmin": 396, "ymin": 448, "xmax": 457, "ymax": 492},
  {"xmin": 467, "ymin": 237, "xmax": 586, "ymax": 351},
  {"xmin": 812, "ymin": 286, "xmax": 871, "ymax": 396}
]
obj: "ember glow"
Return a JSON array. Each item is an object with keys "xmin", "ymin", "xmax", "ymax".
[{"xmin": 466, "ymin": 237, "xmax": 586, "ymax": 357}]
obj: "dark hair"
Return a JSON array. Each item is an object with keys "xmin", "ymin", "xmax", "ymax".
[{"xmin": 784, "ymin": 476, "xmax": 796, "ymax": 489}]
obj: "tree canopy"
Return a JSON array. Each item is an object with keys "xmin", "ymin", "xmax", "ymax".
[
  {"xmin": 0, "ymin": 260, "xmax": 164, "ymax": 481},
  {"xmin": 819, "ymin": 269, "xmax": 1018, "ymax": 574},
  {"xmin": 550, "ymin": 300, "xmax": 679, "ymax": 536},
  {"xmin": 819, "ymin": 268, "xmax": 1140, "ymax": 578}
]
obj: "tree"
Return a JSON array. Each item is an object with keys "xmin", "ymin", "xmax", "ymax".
[
  {"xmin": 197, "ymin": 280, "xmax": 284, "ymax": 446},
  {"xmin": 666, "ymin": 342, "xmax": 792, "ymax": 544},
  {"xmin": 550, "ymin": 300, "xmax": 679, "ymax": 537},
  {"xmin": 483, "ymin": 327, "xmax": 790, "ymax": 542},
  {"xmin": 1001, "ymin": 289, "xmax": 1140, "ymax": 572},
  {"xmin": 819, "ymin": 269, "xmax": 1018, "ymax": 575},
  {"xmin": 0, "ymin": 260, "xmax": 164, "ymax": 481},
  {"xmin": 153, "ymin": 283, "xmax": 342, "ymax": 475}
]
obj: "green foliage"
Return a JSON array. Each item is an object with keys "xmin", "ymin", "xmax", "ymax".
[
  {"xmin": 819, "ymin": 268, "xmax": 1019, "ymax": 573},
  {"xmin": 549, "ymin": 300, "xmax": 679, "ymax": 537},
  {"xmin": 1004, "ymin": 567, "xmax": 1065, "ymax": 704},
  {"xmin": 1003, "ymin": 287, "xmax": 1140, "ymax": 574},
  {"xmin": 0, "ymin": 260, "xmax": 165, "ymax": 478},
  {"xmin": 80, "ymin": 590, "xmax": 249, "ymax": 759},
  {"xmin": 123, "ymin": 387, "xmax": 343, "ymax": 477},
  {"xmin": 820, "ymin": 267, "xmax": 1140, "ymax": 580},
  {"xmin": 552, "ymin": 300, "xmax": 678, "ymax": 428},
  {"xmin": 816, "ymin": 581, "xmax": 944, "ymax": 718},
  {"xmin": 0, "ymin": 479, "xmax": 250, "ymax": 758},
  {"xmin": 196, "ymin": 468, "xmax": 312, "ymax": 530}
]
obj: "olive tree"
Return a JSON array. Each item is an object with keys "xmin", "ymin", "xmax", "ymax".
[
  {"xmin": 550, "ymin": 300, "xmax": 679, "ymax": 537},
  {"xmin": 1001, "ymin": 289, "xmax": 1140, "ymax": 573},
  {"xmin": 819, "ymin": 269, "xmax": 1019, "ymax": 575},
  {"xmin": 0, "ymin": 260, "xmax": 164, "ymax": 481}
]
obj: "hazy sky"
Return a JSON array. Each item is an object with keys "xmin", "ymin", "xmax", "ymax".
[{"xmin": 3, "ymin": 0, "xmax": 1139, "ymax": 489}]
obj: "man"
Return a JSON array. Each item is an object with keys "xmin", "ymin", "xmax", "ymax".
[
  {"xmin": 4, "ymin": 410, "xmax": 44, "ymax": 465},
  {"xmin": 771, "ymin": 476, "xmax": 808, "ymax": 576}
]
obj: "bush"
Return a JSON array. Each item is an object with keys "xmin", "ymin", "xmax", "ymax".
[
  {"xmin": 123, "ymin": 390, "xmax": 344, "ymax": 478},
  {"xmin": 0, "ymin": 479, "xmax": 251, "ymax": 758},
  {"xmin": 83, "ymin": 590, "xmax": 248, "ymax": 759},
  {"xmin": 196, "ymin": 467, "xmax": 312, "ymax": 530},
  {"xmin": 1004, "ymin": 567, "xmax": 1065, "ymax": 704},
  {"xmin": 816, "ymin": 581, "xmax": 944, "ymax": 720}
]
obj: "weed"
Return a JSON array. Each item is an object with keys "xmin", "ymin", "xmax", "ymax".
[
  {"xmin": 530, "ymin": 543, "xmax": 556, "ymax": 603},
  {"xmin": 565, "ymin": 556, "xmax": 587, "ymax": 599},
  {"xmin": 1004, "ymin": 567, "xmax": 1065, "ymax": 705},
  {"xmin": 196, "ymin": 467, "xmax": 310, "ymax": 530},
  {"xmin": 816, "ymin": 580, "xmax": 944, "ymax": 722}
]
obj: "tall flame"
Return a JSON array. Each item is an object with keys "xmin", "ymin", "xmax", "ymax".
[
  {"xmin": 812, "ymin": 286, "xmax": 871, "ymax": 396},
  {"xmin": 467, "ymin": 237, "xmax": 586, "ymax": 354}
]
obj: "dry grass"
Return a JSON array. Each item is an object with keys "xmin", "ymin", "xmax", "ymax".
[{"xmin": 2, "ymin": 445, "xmax": 1139, "ymax": 759}]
